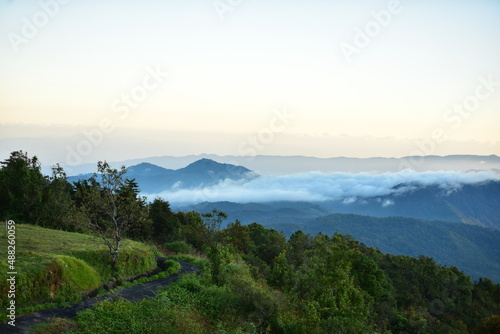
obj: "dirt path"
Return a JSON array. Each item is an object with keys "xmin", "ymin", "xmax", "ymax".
[{"xmin": 0, "ymin": 259, "xmax": 200, "ymax": 334}]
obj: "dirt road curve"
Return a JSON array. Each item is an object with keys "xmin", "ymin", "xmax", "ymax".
[{"xmin": 0, "ymin": 259, "xmax": 199, "ymax": 334}]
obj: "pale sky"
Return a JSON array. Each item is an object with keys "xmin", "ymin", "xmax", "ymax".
[{"xmin": 1, "ymin": 0, "xmax": 499, "ymax": 165}]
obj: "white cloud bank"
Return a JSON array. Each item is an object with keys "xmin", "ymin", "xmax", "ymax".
[{"xmin": 145, "ymin": 170, "xmax": 500, "ymax": 205}]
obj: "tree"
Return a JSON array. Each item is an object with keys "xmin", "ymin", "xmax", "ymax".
[
  {"xmin": 293, "ymin": 234, "xmax": 373, "ymax": 332},
  {"xmin": 176, "ymin": 210, "xmax": 205, "ymax": 250},
  {"xmin": 288, "ymin": 230, "xmax": 312, "ymax": 268},
  {"xmin": 222, "ymin": 219, "xmax": 252, "ymax": 254},
  {"xmin": 149, "ymin": 198, "xmax": 180, "ymax": 244},
  {"xmin": 75, "ymin": 161, "xmax": 149, "ymax": 271},
  {"xmin": 202, "ymin": 209, "xmax": 228, "ymax": 239},
  {"xmin": 39, "ymin": 163, "xmax": 80, "ymax": 231},
  {"xmin": 202, "ymin": 209, "xmax": 228, "ymax": 286},
  {"xmin": 0, "ymin": 151, "xmax": 46, "ymax": 223},
  {"xmin": 247, "ymin": 223, "xmax": 287, "ymax": 266}
]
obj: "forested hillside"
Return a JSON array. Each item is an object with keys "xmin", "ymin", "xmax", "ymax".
[
  {"xmin": 1, "ymin": 151, "xmax": 499, "ymax": 333},
  {"xmin": 270, "ymin": 213, "xmax": 500, "ymax": 282}
]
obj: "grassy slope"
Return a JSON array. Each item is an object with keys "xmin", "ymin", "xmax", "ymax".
[{"xmin": 0, "ymin": 224, "xmax": 157, "ymax": 319}]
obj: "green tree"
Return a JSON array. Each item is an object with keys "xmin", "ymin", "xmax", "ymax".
[
  {"xmin": 176, "ymin": 210, "xmax": 206, "ymax": 250},
  {"xmin": 294, "ymin": 234, "xmax": 373, "ymax": 333},
  {"xmin": 121, "ymin": 179, "xmax": 153, "ymax": 241},
  {"xmin": 149, "ymin": 198, "xmax": 180, "ymax": 244},
  {"xmin": 222, "ymin": 219, "xmax": 252, "ymax": 254},
  {"xmin": 269, "ymin": 249, "xmax": 295, "ymax": 290},
  {"xmin": 39, "ymin": 163, "xmax": 80, "ymax": 231},
  {"xmin": 202, "ymin": 209, "xmax": 228, "ymax": 286},
  {"xmin": 0, "ymin": 151, "xmax": 46, "ymax": 223},
  {"xmin": 287, "ymin": 230, "xmax": 312, "ymax": 268},
  {"xmin": 247, "ymin": 223, "xmax": 288, "ymax": 266},
  {"xmin": 75, "ymin": 161, "xmax": 149, "ymax": 270}
]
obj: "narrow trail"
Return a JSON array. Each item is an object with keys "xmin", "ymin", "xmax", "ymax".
[{"xmin": 0, "ymin": 259, "xmax": 200, "ymax": 334}]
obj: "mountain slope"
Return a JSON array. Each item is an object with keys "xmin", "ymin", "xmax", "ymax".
[
  {"xmin": 269, "ymin": 213, "xmax": 500, "ymax": 282},
  {"xmin": 321, "ymin": 181, "xmax": 500, "ymax": 230}
]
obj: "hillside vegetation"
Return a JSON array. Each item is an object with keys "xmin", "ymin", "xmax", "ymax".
[
  {"xmin": 0, "ymin": 224, "xmax": 156, "ymax": 321},
  {"xmin": 270, "ymin": 213, "xmax": 500, "ymax": 282},
  {"xmin": 34, "ymin": 230, "xmax": 500, "ymax": 334}
]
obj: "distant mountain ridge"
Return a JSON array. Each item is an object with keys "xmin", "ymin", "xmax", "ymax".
[
  {"xmin": 320, "ymin": 181, "xmax": 500, "ymax": 231},
  {"xmin": 67, "ymin": 159, "xmax": 257, "ymax": 193},
  {"xmin": 178, "ymin": 180, "xmax": 500, "ymax": 231},
  {"xmin": 46, "ymin": 154, "xmax": 500, "ymax": 176}
]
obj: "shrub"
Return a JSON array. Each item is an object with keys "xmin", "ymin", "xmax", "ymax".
[
  {"xmin": 165, "ymin": 241, "xmax": 196, "ymax": 254},
  {"xmin": 76, "ymin": 298, "xmax": 207, "ymax": 334},
  {"xmin": 30, "ymin": 318, "xmax": 79, "ymax": 334}
]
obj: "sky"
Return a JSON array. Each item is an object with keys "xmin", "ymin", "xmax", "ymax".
[{"xmin": 0, "ymin": 0, "xmax": 499, "ymax": 167}]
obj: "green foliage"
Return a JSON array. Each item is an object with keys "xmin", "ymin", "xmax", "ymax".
[
  {"xmin": 39, "ymin": 164, "xmax": 81, "ymax": 231},
  {"xmin": 287, "ymin": 230, "xmax": 312, "ymax": 268},
  {"xmin": 292, "ymin": 234, "xmax": 374, "ymax": 332},
  {"xmin": 165, "ymin": 240, "xmax": 196, "ymax": 254},
  {"xmin": 168, "ymin": 254, "xmax": 210, "ymax": 270},
  {"xmin": 18, "ymin": 222, "xmax": 500, "ymax": 334},
  {"xmin": 206, "ymin": 242, "xmax": 230, "ymax": 286},
  {"xmin": 149, "ymin": 197, "xmax": 180, "ymax": 243},
  {"xmin": 268, "ymin": 250, "xmax": 295, "ymax": 291},
  {"xmin": 274, "ymin": 213, "xmax": 500, "ymax": 282},
  {"xmin": 0, "ymin": 151, "xmax": 80, "ymax": 230},
  {"xmin": 475, "ymin": 314, "xmax": 500, "ymax": 334},
  {"xmin": 222, "ymin": 219, "xmax": 252, "ymax": 254},
  {"xmin": 201, "ymin": 209, "xmax": 229, "ymax": 286},
  {"xmin": 75, "ymin": 298, "xmax": 206, "ymax": 334},
  {"xmin": 0, "ymin": 151, "xmax": 45, "ymax": 224},
  {"xmin": 247, "ymin": 223, "xmax": 287, "ymax": 266},
  {"xmin": 176, "ymin": 210, "xmax": 206, "ymax": 250},
  {"xmin": 30, "ymin": 318, "xmax": 79, "ymax": 334}
]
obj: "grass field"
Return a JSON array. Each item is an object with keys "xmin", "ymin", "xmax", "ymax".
[{"xmin": 0, "ymin": 224, "xmax": 157, "ymax": 321}]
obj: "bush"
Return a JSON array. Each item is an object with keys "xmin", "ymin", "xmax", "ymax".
[
  {"xmin": 30, "ymin": 318, "xmax": 79, "ymax": 334},
  {"xmin": 165, "ymin": 241, "xmax": 196, "ymax": 254},
  {"xmin": 76, "ymin": 298, "xmax": 207, "ymax": 334}
]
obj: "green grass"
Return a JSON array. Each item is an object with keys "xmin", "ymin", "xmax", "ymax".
[
  {"xmin": 0, "ymin": 224, "xmax": 157, "ymax": 321},
  {"xmin": 55, "ymin": 256, "xmax": 101, "ymax": 291},
  {"xmin": 168, "ymin": 254, "xmax": 209, "ymax": 270}
]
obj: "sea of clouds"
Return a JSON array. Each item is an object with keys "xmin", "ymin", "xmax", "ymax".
[{"xmin": 145, "ymin": 170, "xmax": 500, "ymax": 205}]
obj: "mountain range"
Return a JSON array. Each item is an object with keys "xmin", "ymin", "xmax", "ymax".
[
  {"xmin": 67, "ymin": 158, "xmax": 500, "ymax": 281},
  {"xmin": 48, "ymin": 154, "xmax": 500, "ymax": 176},
  {"xmin": 67, "ymin": 158, "xmax": 256, "ymax": 193}
]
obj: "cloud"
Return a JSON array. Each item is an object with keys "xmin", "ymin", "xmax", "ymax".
[
  {"xmin": 144, "ymin": 170, "xmax": 500, "ymax": 205},
  {"xmin": 382, "ymin": 199, "xmax": 395, "ymax": 207}
]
